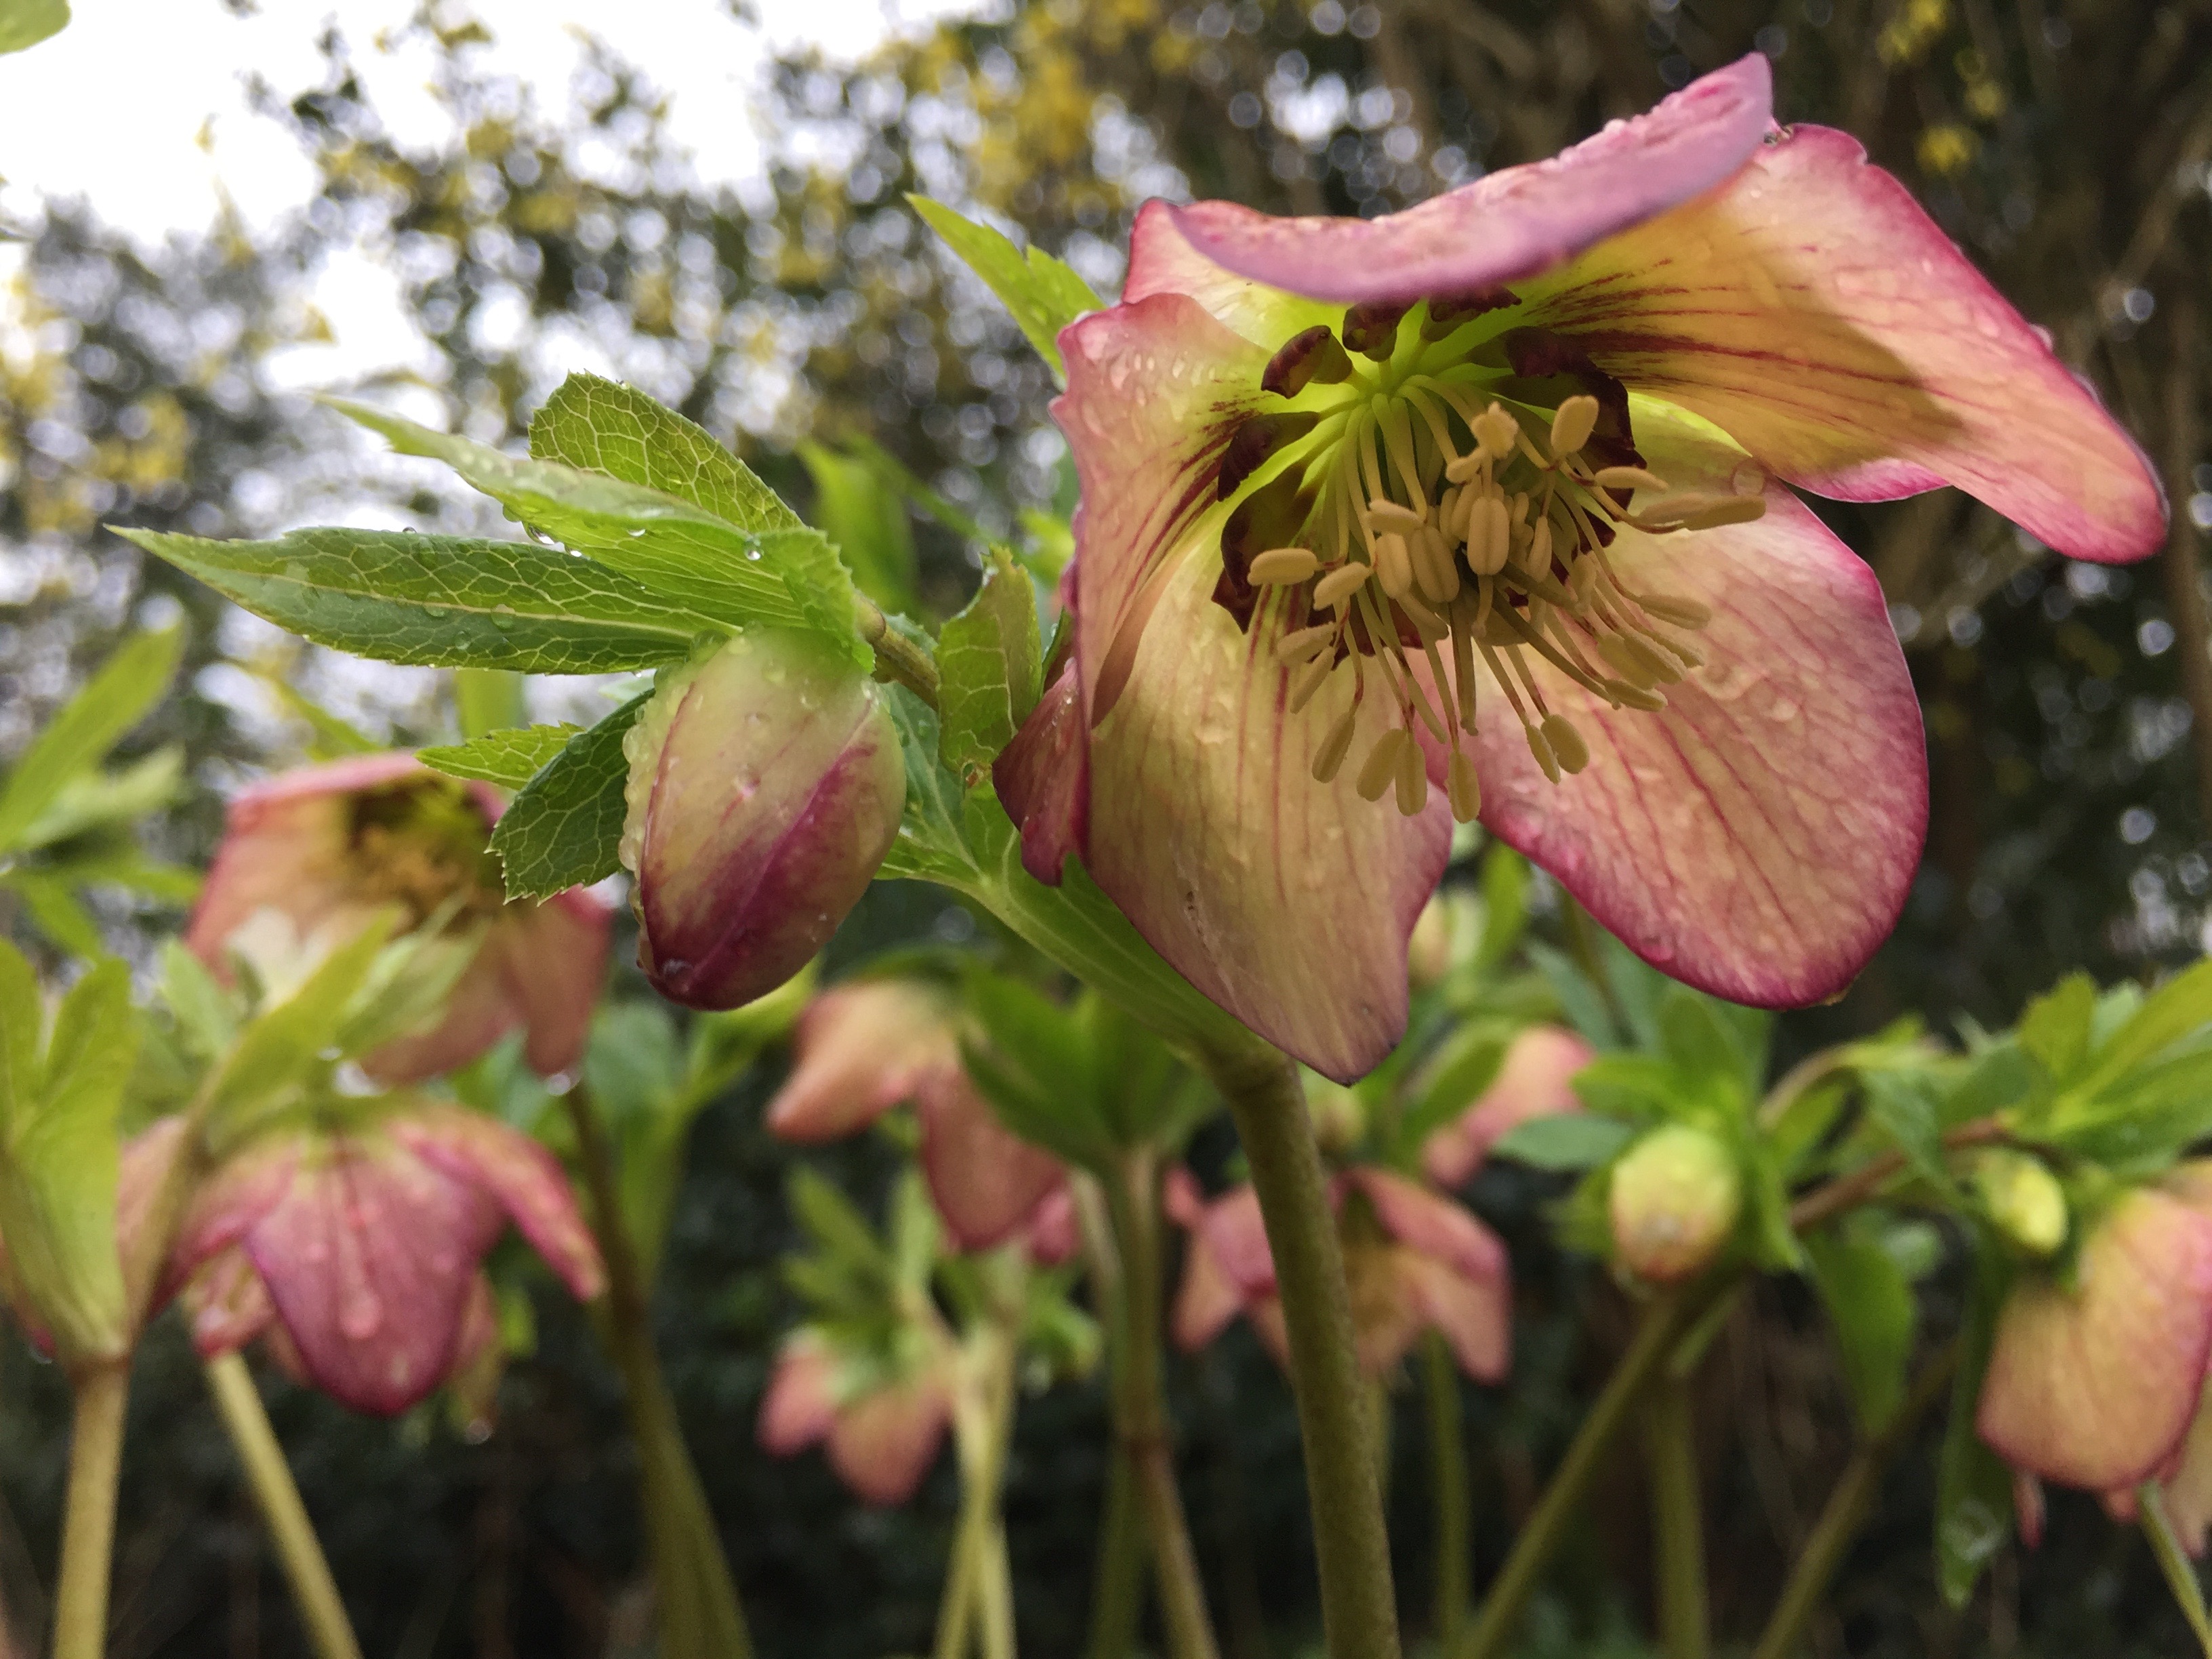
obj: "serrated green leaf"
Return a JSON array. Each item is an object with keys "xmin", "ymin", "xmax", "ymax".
[
  {"xmin": 1490, "ymin": 1112, "xmax": 1636, "ymax": 1172},
  {"xmin": 2019, "ymin": 971, "xmax": 2096, "ymax": 1083},
  {"xmin": 910, "ymin": 197, "xmax": 1103, "ymax": 383},
  {"xmin": 1807, "ymin": 1221, "xmax": 1917, "ymax": 1434},
  {"xmin": 419, "ymin": 725, "xmax": 582, "ymax": 790},
  {"xmin": 0, "ymin": 627, "xmax": 181, "ymax": 851},
  {"xmin": 2076, "ymin": 958, "xmax": 2212, "ymax": 1099},
  {"xmin": 1862, "ymin": 1067, "xmax": 1959, "ymax": 1197},
  {"xmin": 529, "ymin": 372, "xmax": 804, "ymax": 532},
  {"xmin": 801, "ymin": 441, "xmax": 918, "ymax": 615},
  {"xmin": 937, "ymin": 551, "xmax": 1042, "ymax": 782},
  {"xmin": 18, "ymin": 747, "xmax": 182, "ymax": 851},
  {"xmin": 488, "ymin": 695, "xmax": 649, "ymax": 899},
  {"xmin": 0, "ymin": 0, "xmax": 66, "ymax": 54},
  {"xmin": 4, "ymin": 874, "xmax": 102, "ymax": 957}
]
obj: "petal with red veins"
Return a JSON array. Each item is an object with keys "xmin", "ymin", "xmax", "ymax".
[
  {"xmin": 1430, "ymin": 414, "xmax": 1926, "ymax": 1008},
  {"xmin": 991, "ymin": 665, "xmax": 1089, "ymax": 886},
  {"xmin": 827, "ymin": 1377, "xmax": 953, "ymax": 1507},
  {"xmin": 1520, "ymin": 125, "xmax": 2164, "ymax": 563},
  {"xmin": 1423, "ymin": 1026, "xmax": 1594, "ymax": 1187},
  {"xmin": 758, "ymin": 1336, "xmax": 840, "ymax": 1454},
  {"xmin": 764, "ymin": 981, "xmax": 960, "ymax": 1143},
  {"xmin": 916, "ymin": 1070, "xmax": 1065, "ymax": 1252},
  {"xmin": 392, "ymin": 1106, "xmax": 606, "ymax": 1301},
  {"xmin": 1402, "ymin": 1250, "xmax": 1513, "ymax": 1382},
  {"xmin": 1978, "ymin": 1189, "xmax": 2212, "ymax": 1490},
  {"xmin": 1161, "ymin": 56, "xmax": 1771, "ymax": 308},
  {"xmin": 1121, "ymin": 199, "xmax": 1331, "ymax": 347},
  {"xmin": 166, "ymin": 1132, "xmax": 302, "ymax": 1295},
  {"xmin": 1344, "ymin": 1168, "xmax": 1509, "ymax": 1284}
]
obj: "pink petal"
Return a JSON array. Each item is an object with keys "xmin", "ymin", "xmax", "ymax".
[
  {"xmin": 501, "ymin": 890, "xmax": 611, "ymax": 1078},
  {"xmin": 363, "ymin": 934, "xmax": 523, "ymax": 1086},
  {"xmin": 1021, "ymin": 1183, "xmax": 1081, "ymax": 1267},
  {"xmin": 1519, "ymin": 125, "xmax": 2163, "ymax": 564},
  {"xmin": 1162, "ymin": 1165, "xmax": 1207, "ymax": 1229},
  {"xmin": 1170, "ymin": 1228, "xmax": 1245, "ymax": 1352},
  {"xmin": 1122, "ymin": 199, "xmax": 1330, "ymax": 347},
  {"xmin": 1195, "ymin": 1185, "xmax": 1278, "ymax": 1300},
  {"xmin": 1422, "ymin": 1027, "xmax": 1594, "ymax": 1187},
  {"xmin": 764, "ymin": 981, "xmax": 960, "ymax": 1143},
  {"xmin": 1429, "ymin": 413, "xmax": 1926, "ymax": 1007},
  {"xmin": 2158, "ymin": 1389, "xmax": 2212, "ymax": 1557},
  {"xmin": 991, "ymin": 665, "xmax": 1089, "ymax": 885},
  {"xmin": 1344, "ymin": 1168, "xmax": 1509, "ymax": 1285},
  {"xmin": 827, "ymin": 1376, "xmax": 953, "ymax": 1507},
  {"xmin": 1346, "ymin": 1244, "xmax": 1429, "ymax": 1378},
  {"xmin": 180, "ymin": 1247, "xmax": 275, "ymax": 1357},
  {"xmin": 1978, "ymin": 1188, "xmax": 2212, "ymax": 1490},
  {"xmin": 1402, "ymin": 1251, "xmax": 1513, "ymax": 1382},
  {"xmin": 166, "ymin": 1132, "xmax": 302, "ymax": 1297},
  {"xmin": 1160, "ymin": 56, "xmax": 1771, "ymax": 307},
  {"xmin": 757, "ymin": 1336, "xmax": 840, "ymax": 1455},
  {"xmin": 391, "ymin": 1105, "xmax": 607, "ymax": 1301},
  {"xmin": 916, "ymin": 1069, "xmax": 1065, "ymax": 1252}
]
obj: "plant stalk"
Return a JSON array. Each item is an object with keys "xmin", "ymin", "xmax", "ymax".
[
  {"xmin": 938, "ymin": 1322, "xmax": 1021, "ymax": 1659},
  {"xmin": 204, "ymin": 1351, "xmax": 364, "ymax": 1659},
  {"xmin": 1084, "ymin": 1444, "xmax": 1147, "ymax": 1659},
  {"xmin": 1206, "ymin": 1038, "xmax": 1403, "ymax": 1659},
  {"xmin": 1644, "ymin": 1370, "xmax": 1708, "ymax": 1659},
  {"xmin": 1748, "ymin": 1344, "xmax": 1961, "ymax": 1659},
  {"xmin": 53, "ymin": 1361, "xmax": 129, "ymax": 1659},
  {"xmin": 1423, "ymin": 1332, "xmax": 1471, "ymax": 1650},
  {"xmin": 561, "ymin": 1089, "xmax": 752, "ymax": 1659}
]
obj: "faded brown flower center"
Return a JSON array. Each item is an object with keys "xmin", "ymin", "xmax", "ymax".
[{"xmin": 348, "ymin": 784, "xmax": 505, "ymax": 925}]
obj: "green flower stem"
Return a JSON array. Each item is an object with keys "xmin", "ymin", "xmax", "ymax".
[
  {"xmin": 1104, "ymin": 1151, "xmax": 1221, "ymax": 1659},
  {"xmin": 1643, "ymin": 1370, "xmax": 1708, "ymax": 1659},
  {"xmin": 1786, "ymin": 1120, "xmax": 2008, "ymax": 1233},
  {"xmin": 1084, "ymin": 1444, "xmax": 1146, "ymax": 1659},
  {"xmin": 53, "ymin": 1360, "xmax": 129, "ymax": 1659},
  {"xmin": 1206, "ymin": 1039, "xmax": 1403, "ymax": 1659},
  {"xmin": 937, "ymin": 1323, "xmax": 1021, "ymax": 1659},
  {"xmin": 859, "ymin": 598, "xmax": 942, "ymax": 707},
  {"xmin": 204, "ymin": 1351, "xmax": 363, "ymax": 1659},
  {"xmin": 2143, "ymin": 1482, "xmax": 2212, "ymax": 1659},
  {"xmin": 561, "ymin": 1090, "xmax": 752, "ymax": 1659},
  {"xmin": 1458, "ymin": 1280, "xmax": 1726, "ymax": 1659},
  {"xmin": 1748, "ymin": 1344, "xmax": 1960, "ymax": 1659},
  {"xmin": 1423, "ymin": 1332, "xmax": 1471, "ymax": 1650}
]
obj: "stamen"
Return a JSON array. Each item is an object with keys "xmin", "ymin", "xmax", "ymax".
[
  {"xmin": 1313, "ymin": 562, "xmax": 1372, "ymax": 611},
  {"xmin": 1366, "ymin": 499, "xmax": 1427, "ymax": 534},
  {"xmin": 1263, "ymin": 325, "xmax": 1355, "ymax": 397},
  {"xmin": 1275, "ymin": 621, "xmax": 1339, "ymax": 663},
  {"xmin": 1373, "ymin": 532, "xmax": 1414, "ymax": 600},
  {"xmin": 1548, "ymin": 395, "xmax": 1600, "ymax": 457},
  {"xmin": 1637, "ymin": 591, "xmax": 1713, "ymax": 630},
  {"xmin": 1446, "ymin": 750, "xmax": 1482, "ymax": 822},
  {"xmin": 1249, "ymin": 548, "xmax": 1320, "ymax": 585},
  {"xmin": 1288, "ymin": 653, "xmax": 1337, "ymax": 713},
  {"xmin": 1525, "ymin": 720, "xmax": 1561, "ymax": 783},
  {"xmin": 1591, "ymin": 465, "xmax": 1668, "ymax": 493},
  {"xmin": 1393, "ymin": 737, "xmax": 1429, "ymax": 816},
  {"xmin": 1540, "ymin": 713, "xmax": 1591, "ymax": 774},
  {"xmin": 1312, "ymin": 704, "xmax": 1359, "ymax": 782},
  {"xmin": 1633, "ymin": 494, "xmax": 1767, "ymax": 531},
  {"xmin": 1356, "ymin": 728, "xmax": 1407, "ymax": 800}
]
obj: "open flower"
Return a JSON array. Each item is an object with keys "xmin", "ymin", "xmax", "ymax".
[
  {"xmin": 1166, "ymin": 1165, "xmax": 1511, "ymax": 1380},
  {"xmin": 757, "ymin": 1330, "xmax": 957, "ymax": 1506},
  {"xmin": 765, "ymin": 980, "xmax": 1071, "ymax": 1258},
  {"xmin": 156, "ymin": 1102, "xmax": 605, "ymax": 1416},
  {"xmin": 1002, "ymin": 54, "xmax": 2161, "ymax": 1081},
  {"xmin": 1423, "ymin": 1023, "xmax": 1593, "ymax": 1187},
  {"xmin": 186, "ymin": 754, "xmax": 610, "ymax": 1082}
]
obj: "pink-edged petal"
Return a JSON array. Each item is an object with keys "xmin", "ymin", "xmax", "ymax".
[
  {"xmin": 500, "ymin": 889, "xmax": 611, "ymax": 1077},
  {"xmin": 827, "ymin": 1377, "xmax": 953, "ymax": 1507},
  {"xmin": 916, "ymin": 1070, "xmax": 1065, "ymax": 1252},
  {"xmin": 1345, "ymin": 1168, "xmax": 1509, "ymax": 1284},
  {"xmin": 1162, "ymin": 1165, "xmax": 1208, "ymax": 1229},
  {"xmin": 764, "ymin": 981, "xmax": 960, "ymax": 1143},
  {"xmin": 1021, "ymin": 1184, "xmax": 1081, "ymax": 1267},
  {"xmin": 1122, "ymin": 199, "xmax": 1332, "ymax": 347},
  {"xmin": 244, "ymin": 1131, "xmax": 506, "ymax": 1417},
  {"xmin": 1171, "ymin": 1228, "xmax": 1246, "ymax": 1352},
  {"xmin": 391, "ymin": 1105, "xmax": 606, "ymax": 1301},
  {"xmin": 1402, "ymin": 1251, "xmax": 1513, "ymax": 1382},
  {"xmin": 991, "ymin": 666, "xmax": 1089, "ymax": 885},
  {"xmin": 1196, "ymin": 1185, "xmax": 1277, "ymax": 1299},
  {"xmin": 758, "ymin": 1335, "xmax": 840, "ymax": 1454},
  {"xmin": 1521, "ymin": 125, "xmax": 2163, "ymax": 563},
  {"xmin": 1978, "ymin": 1189, "xmax": 2212, "ymax": 1490},
  {"xmin": 1162, "ymin": 56, "xmax": 1771, "ymax": 308},
  {"xmin": 166, "ymin": 1132, "xmax": 302, "ymax": 1296},
  {"xmin": 1422, "ymin": 1026, "xmax": 1594, "ymax": 1187},
  {"xmin": 1430, "ymin": 415, "xmax": 1925, "ymax": 1007},
  {"xmin": 180, "ymin": 1246, "xmax": 276, "ymax": 1358}
]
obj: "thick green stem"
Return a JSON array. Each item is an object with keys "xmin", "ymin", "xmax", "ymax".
[
  {"xmin": 1084, "ymin": 1445, "xmax": 1147, "ymax": 1659},
  {"xmin": 1105, "ymin": 1152, "xmax": 1222, "ymax": 1659},
  {"xmin": 938, "ymin": 1324, "xmax": 1020, "ymax": 1659},
  {"xmin": 562, "ymin": 1090, "xmax": 751, "ymax": 1659},
  {"xmin": 1206, "ymin": 1040, "xmax": 1403, "ymax": 1659},
  {"xmin": 54, "ymin": 1361, "xmax": 129, "ymax": 1659},
  {"xmin": 1423, "ymin": 1332, "xmax": 1471, "ymax": 1650},
  {"xmin": 205, "ymin": 1351, "xmax": 363, "ymax": 1659},
  {"xmin": 1458, "ymin": 1283, "xmax": 1721, "ymax": 1659},
  {"xmin": 1644, "ymin": 1371, "xmax": 1708, "ymax": 1659},
  {"xmin": 1749, "ymin": 1345, "xmax": 1961, "ymax": 1659}
]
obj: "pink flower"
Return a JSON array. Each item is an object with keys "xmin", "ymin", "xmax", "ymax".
[
  {"xmin": 186, "ymin": 754, "xmax": 610, "ymax": 1082},
  {"xmin": 157, "ymin": 1103, "xmax": 605, "ymax": 1416},
  {"xmin": 757, "ymin": 1332, "xmax": 956, "ymax": 1507},
  {"xmin": 1422, "ymin": 1024, "xmax": 1593, "ymax": 1187},
  {"xmin": 1002, "ymin": 54, "xmax": 2160, "ymax": 1082},
  {"xmin": 1166, "ymin": 1166, "xmax": 1511, "ymax": 1381},
  {"xmin": 764, "ymin": 981, "xmax": 1070, "ymax": 1258}
]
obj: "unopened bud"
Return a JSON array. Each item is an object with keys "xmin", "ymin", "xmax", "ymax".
[
  {"xmin": 1972, "ymin": 1149, "xmax": 2068, "ymax": 1258},
  {"xmin": 1609, "ymin": 1124, "xmax": 1741, "ymax": 1282},
  {"xmin": 621, "ymin": 629, "xmax": 905, "ymax": 1010}
]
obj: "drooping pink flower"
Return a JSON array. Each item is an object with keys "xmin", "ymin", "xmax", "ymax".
[
  {"xmin": 1422, "ymin": 1024, "xmax": 1593, "ymax": 1187},
  {"xmin": 157, "ymin": 1103, "xmax": 605, "ymax": 1417},
  {"xmin": 764, "ymin": 980, "xmax": 1068, "ymax": 1256},
  {"xmin": 999, "ymin": 54, "xmax": 2161, "ymax": 1082},
  {"xmin": 757, "ymin": 1332, "xmax": 956, "ymax": 1506},
  {"xmin": 1166, "ymin": 1165, "xmax": 1511, "ymax": 1380},
  {"xmin": 186, "ymin": 754, "xmax": 610, "ymax": 1082}
]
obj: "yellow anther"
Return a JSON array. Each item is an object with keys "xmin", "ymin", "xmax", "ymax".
[
  {"xmin": 1439, "ymin": 485, "xmax": 1465, "ymax": 538},
  {"xmin": 1467, "ymin": 495, "xmax": 1511, "ymax": 577},
  {"xmin": 1473, "ymin": 403, "xmax": 1519, "ymax": 460},
  {"xmin": 1357, "ymin": 728, "xmax": 1408, "ymax": 801},
  {"xmin": 1635, "ymin": 493, "xmax": 1766, "ymax": 531},
  {"xmin": 1447, "ymin": 749, "xmax": 1481, "ymax": 822},
  {"xmin": 1658, "ymin": 636, "xmax": 1706, "ymax": 671},
  {"xmin": 1528, "ymin": 517, "xmax": 1553, "ymax": 571},
  {"xmin": 1312, "ymin": 705, "xmax": 1359, "ymax": 783},
  {"xmin": 1607, "ymin": 678, "xmax": 1669, "ymax": 712},
  {"xmin": 1313, "ymin": 562, "xmax": 1372, "ymax": 611},
  {"xmin": 1412, "ymin": 527, "xmax": 1460, "ymax": 605},
  {"xmin": 1637, "ymin": 591, "xmax": 1713, "ymax": 630},
  {"xmin": 1275, "ymin": 622, "xmax": 1338, "ymax": 663},
  {"xmin": 1541, "ymin": 713, "xmax": 1591, "ymax": 773},
  {"xmin": 1249, "ymin": 548, "xmax": 1320, "ymax": 585},
  {"xmin": 1597, "ymin": 634, "xmax": 1658, "ymax": 687},
  {"xmin": 1675, "ymin": 497, "xmax": 1767, "ymax": 531},
  {"xmin": 1288, "ymin": 652, "xmax": 1337, "ymax": 713},
  {"xmin": 1549, "ymin": 396, "xmax": 1600, "ymax": 457},
  {"xmin": 1591, "ymin": 465, "xmax": 1669, "ymax": 493},
  {"xmin": 1394, "ymin": 735, "xmax": 1429, "ymax": 816},
  {"xmin": 1525, "ymin": 720, "xmax": 1561, "ymax": 783},
  {"xmin": 1374, "ymin": 532, "xmax": 1414, "ymax": 600},
  {"xmin": 1443, "ymin": 452, "xmax": 1486, "ymax": 486},
  {"xmin": 1510, "ymin": 491, "xmax": 1530, "ymax": 526},
  {"xmin": 1366, "ymin": 499, "xmax": 1428, "ymax": 534},
  {"xmin": 1398, "ymin": 592, "xmax": 1449, "ymax": 642}
]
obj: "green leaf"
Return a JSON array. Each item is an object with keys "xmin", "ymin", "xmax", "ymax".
[
  {"xmin": 801, "ymin": 442, "xmax": 919, "ymax": 615},
  {"xmin": 0, "ymin": 627, "xmax": 181, "ymax": 851},
  {"xmin": 206, "ymin": 922, "xmax": 393, "ymax": 1128},
  {"xmin": 2142, "ymin": 1484, "xmax": 2212, "ymax": 1657},
  {"xmin": 1807, "ymin": 1220, "xmax": 1917, "ymax": 1434},
  {"xmin": 17, "ymin": 747, "xmax": 183, "ymax": 851},
  {"xmin": 158, "ymin": 941, "xmax": 239, "ymax": 1063},
  {"xmin": 529, "ymin": 373, "xmax": 804, "ymax": 533},
  {"xmin": 1861, "ymin": 1067, "xmax": 1959, "ymax": 1198},
  {"xmin": 2077, "ymin": 958, "xmax": 2212, "ymax": 1097},
  {"xmin": 1936, "ymin": 1248, "xmax": 2016, "ymax": 1607},
  {"xmin": 909, "ymin": 197, "xmax": 1103, "ymax": 383},
  {"xmin": 0, "ymin": 0, "xmax": 66, "ymax": 54},
  {"xmin": 2018, "ymin": 971, "xmax": 2097, "ymax": 1083},
  {"xmin": 960, "ymin": 970, "xmax": 1113, "ymax": 1170},
  {"xmin": 1475, "ymin": 846, "xmax": 1530, "ymax": 970},
  {"xmin": 121, "ymin": 528, "xmax": 711, "ymax": 674},
  {"xmin": 488, "ymin": 695, "xmax": 650, "ymax": 899},
  {"xmin": 1490, "ymin": 1112, "xmax": 1636, "ymax": 1172},
  {"xmin": 937, "ymin": 550, "xmax": 1043, "ymax": 782},
  {"xmin": 1526, "ymin": 942, "xmax": 1622, "ymax": 1050},
  {"xmin": 4, "ymin": 874, "xmax": 102, "ymax": 956},
  {"xmin": 419, "ymin": 725, "xmax": 582, "ymax": 790}
]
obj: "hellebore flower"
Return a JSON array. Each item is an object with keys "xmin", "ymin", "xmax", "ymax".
[
  {"xmin": 156, "ymin": 1102, "xmax": 605, "ymax": 1416},
  {"xmin": 1423, "ymin": 1023, "xmax": 1594, "ymax": 1187},
  {"xmin": 186, "ymin": 754, "xmax": 610, "ymax": 1082},
  {"xmin": 757, "ymin": 1330, "xmax": 956, "ymax": 1506},
  {"xmin": 619, "ymin": 630, "xmax": 905, "ymax": 1012},
  {"xmin": 1008, "ymin": 53, "xmax": 2162, "ymax": 1081},
  {"xmin": 1978, "ymin": 1181, "xmax": 2212, "ymax": 1492},
  {"xmin": 1166, "ymin": 1166, "xmax": 1511, "ymax": 1380},
  {"xmin": 764, "ymin": 979, "xmax": 1071, "ymax": 1257},
  {"xmin": 1608, "ymin": 1123, "xmax": 1743, "ymax": 1282}
]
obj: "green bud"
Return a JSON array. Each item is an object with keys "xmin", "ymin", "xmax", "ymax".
[
  {"xmin": 1609, "ymin": 1124, "xmax": 1742, "ymax": 1283},
  {"xmin": 1972, "ymin": 1149, "xmax": 2068, "ymax": 1258}
]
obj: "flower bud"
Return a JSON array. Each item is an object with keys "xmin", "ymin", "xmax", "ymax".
[
  {"xmin": 1609, "ymin": 1124, "xmax": 1742, "ymax": 1282},
  {"xmin": 621, "ymin": 629, "xmax": 906, "ymax": 1010},
  {"xmin": 1971, "ymin": 1149, "xmax": 2068, "ymax": 1258}
]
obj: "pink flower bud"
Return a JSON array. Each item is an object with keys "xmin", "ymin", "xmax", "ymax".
[
  {"xmin": 1608, "ymin": 1124, "xmax": 1741, "ymax": 1282},
  {"xmin": 621, "ymin": 631, "xmax": 905, "ymax": 1010}
]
